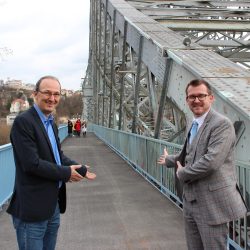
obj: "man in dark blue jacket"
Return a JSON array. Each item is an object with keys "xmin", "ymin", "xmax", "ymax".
[{"xmin": 7, "ymin": 75, "xmax": 96, "ymax": 250}]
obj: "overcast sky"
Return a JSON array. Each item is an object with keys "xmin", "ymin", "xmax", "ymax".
[{"xmin": 0, "ymin": 0, "xmax": 90, "ymax": 90}]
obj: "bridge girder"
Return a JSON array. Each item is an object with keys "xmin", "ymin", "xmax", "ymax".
[{"xmin": 83, "ymin": 0, "xmax": 250, "ymax": 163}]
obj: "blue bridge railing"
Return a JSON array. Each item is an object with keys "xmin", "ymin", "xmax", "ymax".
[
  {"xmin": 1, "ymin": 124, "xmax": 249, "ymax": 249},
  {"xmin": 90, "ymin": 124, "xmax": 250, "ymax": 250},
  {"xmin": 0, "ymin": 143, "xmax": 15, "ymax": 208},
  {"xmin": 0, "ymin": 125, "xmax": 68, "ymax": 208}
]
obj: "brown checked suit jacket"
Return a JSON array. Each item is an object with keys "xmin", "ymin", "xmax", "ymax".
[{"xmin": 166, "ymin": 109, "xmax": 247, "ymax": 225}]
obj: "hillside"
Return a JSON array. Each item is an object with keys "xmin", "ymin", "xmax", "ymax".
[
  {"xmin": 0, "ymin": 86, "xmax": 83, "ymax": 145},
  {"xmin": 0, "ymin": 86, "xmax": 83, "ymax": 120}
]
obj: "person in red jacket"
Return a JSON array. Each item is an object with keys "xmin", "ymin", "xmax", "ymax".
[{"xmin": 74, "ymin": 118, "xmax": 81, "ymax": 137}]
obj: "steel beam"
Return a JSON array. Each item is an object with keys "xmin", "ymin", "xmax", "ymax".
[
  {"xmin": 84, "ymin": 0, "xmax": 250, "ymax": 163},
  {"xmin": 118, "ymin": 21, "xmax": 128, "ymax": 130},
  {"xmin": 154, "ymin": 58, "xmax": 172, "ymax": 139},
  {"xmin": 132, "ymin": 36, "xmax": 143, "ymax": 133}
]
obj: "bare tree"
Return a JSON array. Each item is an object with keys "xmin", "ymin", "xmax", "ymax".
[{"xmin": 0, "ymin": 47, "xmax": 13, "ymax": 61}]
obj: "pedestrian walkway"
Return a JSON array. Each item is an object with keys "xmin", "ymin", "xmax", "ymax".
[{"xmin": 0, "ymin": 133, "xmax": 187, "ymax": 250}]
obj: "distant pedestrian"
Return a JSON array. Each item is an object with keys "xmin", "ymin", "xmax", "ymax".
[
  {"xmin": 67, "ymin": 119, "xmax": 73, "ymax": 137},
  {"xmin": 74, "ymin": 118, "xmax": 81, "ymax": 137},
  {"xmin": 82, "ymin": 123, "xmax": 87, "ymax": 136}
]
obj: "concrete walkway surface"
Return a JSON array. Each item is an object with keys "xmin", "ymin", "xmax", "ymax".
[{"xmin": 0, "ymin": 133, "xmax": 187, "ymax": 250}]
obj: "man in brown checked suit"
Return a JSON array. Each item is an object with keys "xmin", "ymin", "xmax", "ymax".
[{"xmin": 158, "ymin": 79, "xmax": 247, "ymax": 249}]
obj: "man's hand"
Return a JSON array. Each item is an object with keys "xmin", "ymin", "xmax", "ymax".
[
  {"xmin": 176, "ymin": 161, "xmax": 184, "ymax": 178},
  {"xmin": 85, "ymin": 170, "xmax": 96, "ymax": 180},
  {"xmin": 83, "ymin": 165, "xmax": 96, "ymax": 180},
  {"xmin": 157, "ymin": 147, "xmax": 169, "ymax": 165},
  {"xmin": 69, "ymin": 165, "xmax": 84, "ymax": 182}
]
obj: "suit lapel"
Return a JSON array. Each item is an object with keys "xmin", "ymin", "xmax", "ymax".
[
  {"xmin": 52, "ymin": 122, "xmax": 62, "ymax": 162},
  {"xmin": 52, "ymin": 123, "xmax": 61, "ymax": 150},
  {"xmin": 30, "ymin": 107, "xmax": 55, "ymax": 157},
  {"xmin": 178, "ymin": 138, "xmax": 188, "ymax": 165}
]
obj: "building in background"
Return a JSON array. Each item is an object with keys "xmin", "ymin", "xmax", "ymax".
[
  {"xmin": 6, "ymin": 96, "xmax": 30, "ymax": 125},
  {"xmin": 5, "ymin": 79, "xmax": 23, "ymax": 89}
]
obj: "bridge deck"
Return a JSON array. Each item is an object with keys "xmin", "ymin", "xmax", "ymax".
[{"xmin": 0, "ymin": 133, "xmax": 186, "ymax": 250}]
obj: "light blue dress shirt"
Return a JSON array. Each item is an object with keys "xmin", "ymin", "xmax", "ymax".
[{"xmin": 34, "ymin": 104, "xmax": 62, "ymax": 187}]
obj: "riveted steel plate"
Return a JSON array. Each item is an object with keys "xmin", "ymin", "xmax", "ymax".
[
  {"xmin": 168, "ymin": 49, "xmax": 250, "ymax": 78},
  {"xmin": 107, "ymin": 2, "xmax": 115, "ymax": 17},
  {"xmin": 112, "ymin": 3, "xmax": 136, "ymax": 9},
  {"xmin": 108, "ymin": 1, "xmax": 138, "ymax": 17},
  {"xmin": 126, "ymin": 22, "xmax": 142, "ymax": 52},
  {"xmin": 119, "ymin": 8, "xmax": 144, "ymax": 17},
  {"xmin": 126, "ymin": 21, "xmax": 202, "ymax": 50},
  {"xmin": 135, "ymin": 23, "xmax": 169, "ymax": 32},
  {"xmin": 148, "ymin": 31, "xmax": 202, "ymax": 49},
  {"xmin": 109, "ymin": 0, "xmax": 127, "ymax": 3},
  {"xmin": 116, "ymin": 10, "xmax": 126, "ymax": 31},
  {"xmin": 207, "ymin": 77, "xmax": 250, "ymax": 118},
  {"xmin": 125, "ymin": 16, "xmax": 158, "ymax": 23},
  {"xmin": 141, "ymin": 38, "xmax": 167, "ymax": 83},
  {"xmin": 212, "ymin": 1, "xmax": 250, "ymax": 8}
]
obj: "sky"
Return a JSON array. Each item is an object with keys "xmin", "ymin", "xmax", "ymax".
[{"xmin": 0, "ymin": 0, "xmax": 90, "ymax": 91}]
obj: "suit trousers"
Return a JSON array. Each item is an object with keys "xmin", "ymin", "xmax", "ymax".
[
  {"xmin": 183, "ymin": 199, "xmax": 228, "ymax": 250},
  {"xmin": 12, "ymin": 203, "xmax": 60, "ymax": 250}
]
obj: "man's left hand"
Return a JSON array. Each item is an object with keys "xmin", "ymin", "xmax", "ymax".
[
  {"xmin": 85, "ymin": 170, "xmax": 96, "ymax": 180},
  {"xmin": 176, "ymin": 161, "xmax": 183, "ymax": 178}
]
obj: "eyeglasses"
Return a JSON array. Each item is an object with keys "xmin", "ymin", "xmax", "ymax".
[
  {"xmin": 38, "ymin": 90, "xmax": 61, "ymax": 98},
  {"xmin": 186, "ymin": 94, "xmax": 210, "ymax": 102}
]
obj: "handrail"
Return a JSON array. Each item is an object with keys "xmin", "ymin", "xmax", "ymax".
[
  {"xmin": 0, "ymin": 143, "xmax": 15, "ymax": 208},
  {"xmin": 90, "ymin": 124, "xmax": 250, "ymax": 250},
  {"xmin": 90, "ymin": 124, "xmax": 183, "ymax": 203},
  {"xmin": 0, "ymin": 125, "xmax": 68, "ymax": 208}
]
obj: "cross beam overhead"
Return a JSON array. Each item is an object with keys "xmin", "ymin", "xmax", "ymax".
[{"xmin": 82, "ymin": 0, "xmax": 250, "ymax": 164}]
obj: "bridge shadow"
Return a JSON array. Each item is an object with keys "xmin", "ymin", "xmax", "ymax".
[{"xmin": 0, "ymin": 133, "xmax": 186, "ymax": 250}]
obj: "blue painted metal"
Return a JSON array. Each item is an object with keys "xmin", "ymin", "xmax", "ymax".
[
  {"xmin": 0, "ymin": 143, "xmax": 15, "ymax": 208},
  {"xmin": 58, "ymin": 124, "xmax": 68, "ymax": 142},
  {"xmin": 90, "ymin": 124, "xmax": 249, "ymax": 250},
  {"xmin": 0, "ymin": 125, "xmax": 68, "ymax": 208}
]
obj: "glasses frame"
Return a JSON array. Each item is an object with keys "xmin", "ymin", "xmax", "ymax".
[
  {"xmin": 38, "ymin": 90, "xmax": 61, "ymax": 98},
  {"xmin": 186, "ymin": 94, "xmax": 210, "ymax": 102}
]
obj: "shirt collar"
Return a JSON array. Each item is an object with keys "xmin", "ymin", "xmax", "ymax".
[
  {"xmin": 193, "ymin": 109, "xmax": 210, "ymax": 129},
  {"xmin": 34, "ymin": 104, "xmax": 54, "ymax": 125}
]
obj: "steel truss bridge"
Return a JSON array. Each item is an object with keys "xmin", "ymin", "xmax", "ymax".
[
  {"xmin": 83, "ymin": 0, "xmax": 250, "ymax": 163},
  {"xmin": 82, "ymin": 0, "xmax": 250, "ymax": 248}
]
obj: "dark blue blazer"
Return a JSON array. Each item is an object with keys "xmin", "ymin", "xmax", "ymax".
[{"xmin": 7, "ymin": 106, "xmax": 87, "ymax": 222}]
